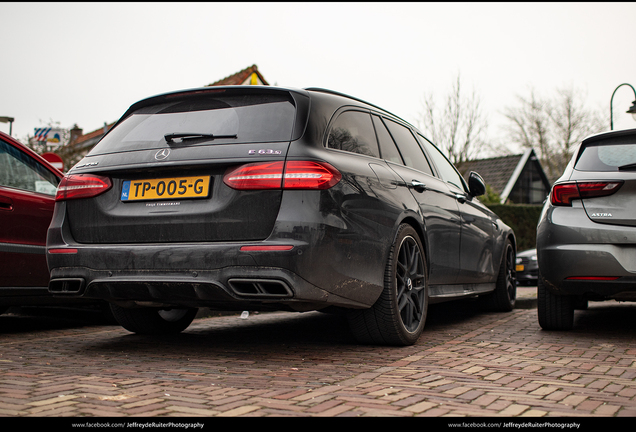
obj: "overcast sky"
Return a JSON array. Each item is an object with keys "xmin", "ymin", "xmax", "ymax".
[{"xmin": 2, "ymin": 2, "xmax": 636, "ymax": 153}]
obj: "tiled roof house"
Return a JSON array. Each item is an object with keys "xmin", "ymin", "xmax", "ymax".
[
  {"xmin": 206, "ymin": 64, "xmax": 269, "ymax": 87},
  {"xmin": 60, "ymin": 65, "xmax": 269, "ymax": 169},
  {"xmin": 456, "ymin": 148, "xmax": 551, "ymax": 205}
]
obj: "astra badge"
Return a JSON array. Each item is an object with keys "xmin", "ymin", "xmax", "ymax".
[
  {"xmin": 155, "ymin": 148, "xmax": 171, "ymax": 160},
  {"xmin": 591, "ymin": 213, "xmax": 613, "ymax": 217}
]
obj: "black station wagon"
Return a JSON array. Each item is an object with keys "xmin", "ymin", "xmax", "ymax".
[{"xmin": 47, "ymin": 86, "xmax": 516, "ymax": 345}]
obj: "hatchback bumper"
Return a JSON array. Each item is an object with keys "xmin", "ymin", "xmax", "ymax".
[{"xmin": 537, "ymin": 205, "xmax": 636, "ymax": 300}]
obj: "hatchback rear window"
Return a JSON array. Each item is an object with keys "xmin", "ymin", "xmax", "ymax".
[
  {"xmin": 89, "ymin": 92, "xmax": 297, "ymax": 155},
  {"xmin": 575, "ymin": 142, "xmax": 636, "ymax": 171}
]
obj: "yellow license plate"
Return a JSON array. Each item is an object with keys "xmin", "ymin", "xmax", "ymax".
[
  {"xmin": 516, "ymin": 264, "xmax": 525, "ymax": 272},
  {"xmin": 121, "ymin": 176, "xmax": 211, "ymax": 201}
]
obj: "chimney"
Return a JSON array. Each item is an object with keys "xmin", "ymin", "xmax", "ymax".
[{"xmin": 69, "ymin": 124, "xmax": 83, "ymax": 145}]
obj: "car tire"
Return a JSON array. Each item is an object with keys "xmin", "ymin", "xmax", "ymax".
[
  {"xmin": 537, "ymin": 273, "xmax": 574, "ymax": 330},
  {"xmin": 481, "ymin": 239, "xmax": 516, "ymax": 312},
  {"xmin": 347, "ymin": 224, "xmax": 428, "ymax": 346},
  {"xmin": 110, "ymin": 304, "xmax": 198, "ymax": 335}
]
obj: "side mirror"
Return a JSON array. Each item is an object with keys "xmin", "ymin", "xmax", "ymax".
[{"xmin": 468, "ymin": 171, "xmax": 486, "ymax": 197}]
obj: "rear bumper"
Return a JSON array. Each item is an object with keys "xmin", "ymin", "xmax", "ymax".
[
  {"xmin": 48, "ymin": 265, "xmax": 366, "ymax": 311},
  {"xmin": 47, "ymin": 241, "xmax": 376, "ymax": 311},
  {"xmin": 537, "ymin": 205, "xmax": 636, "ymax": 300}
]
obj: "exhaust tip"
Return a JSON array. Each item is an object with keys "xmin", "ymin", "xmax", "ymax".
[
  {"xmin": 228, "ymin": 279, "xmax": 292, "ymax": 298},
  {"xmin": 49, "ymin": 278, "xmax": 86, "ymax": 295}
]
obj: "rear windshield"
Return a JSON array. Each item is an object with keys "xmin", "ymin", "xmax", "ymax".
[
  {"xmin": 575, "ymin": 142, "xmax": 636, "ymax": 171},
  {"xmin": 89, "ymin": 92, "xmax": 296, "ymax": 155}
]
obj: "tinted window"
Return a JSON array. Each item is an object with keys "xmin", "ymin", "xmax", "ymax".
[
  {"xmin": 372, "ymin": 115, "xmax": 403, "ymax": 164},
  {"xmin": 327, "ymin": 111, "xmax": 380, "ymax": 158},
  {"xmin": 90, "ymin": 93, "xmax": 297, "ymax": 155},
  {"xmin": 418, "ymin": 136, "xmax": 465, "ymax": 190},
  {"xmin": 575, "ymin": 142, "xmax": 636, "ymax": 171},
  {"xmin": 0, "ymin": 140, "xmax": 59, "ymax": 195},
  {"xmin": 383, "ymin": 119, "xmax": 433, "ymax": 175}
]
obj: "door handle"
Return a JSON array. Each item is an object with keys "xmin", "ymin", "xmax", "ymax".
[
  {"xmin": 410, "ymin": 180, "xmax": 427, "ymax": 192},
  {"xmin": 0, "ymin": 195, "xmax": 13, "ymax": 211}
]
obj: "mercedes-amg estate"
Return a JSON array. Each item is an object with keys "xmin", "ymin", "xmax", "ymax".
[{"xmin": 47, "ymin": 86, "xmax": 516, "ymax": 345}]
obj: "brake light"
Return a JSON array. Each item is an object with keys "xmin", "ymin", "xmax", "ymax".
[
  {"xmin": 550, "ymin": 181, "xmax": 622, "ymax": 206},
  {"xmin": 224, "ymin": 161, "xmax": 341, "ymax": 190},
  {"xmin": 223, "ymin": 162, "xmax": 284, "ymax": 190},
  {"xmin": 240, "ymin": 245, "xmax": 294, "ymax": 251},
  {"xmin": 283, "ymin": 161, "xmax": 341, "ymax": 189},
  {"xmin": 550, "ymin": 183, "xmax": 579, "ymax": 206},
  {"xmin": 55, "ymin": 174, "xmax": 112, "ymax": 201},
  {"xmin": 566, "ymin": 276, "xmax": 619, "ymax": 281},
  {"xmin": 48, "ymin": 248, "xmax": 78, "ymax": 254}
]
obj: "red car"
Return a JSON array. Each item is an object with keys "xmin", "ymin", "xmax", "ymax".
[{"xmin": 0, "ymin": 131, "xmax": 64, "ymax": 314}]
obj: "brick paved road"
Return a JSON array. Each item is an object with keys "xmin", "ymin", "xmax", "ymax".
[{"xmin": 0, "ymin": 288, "xmax": 635, "ymax": 422}]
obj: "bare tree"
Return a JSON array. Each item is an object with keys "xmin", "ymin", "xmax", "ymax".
[
  {"xmin": 503, "ymin": 86, "xmax": 606, "ymax": 182},
  {"xmin": 418, "ymin": 74, "xmax": 488, "ymax": 164}
]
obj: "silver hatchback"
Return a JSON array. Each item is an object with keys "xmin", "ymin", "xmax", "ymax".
[{"xmin": 537, "ymin": 128, "xmax": 636, "ymax": 330}]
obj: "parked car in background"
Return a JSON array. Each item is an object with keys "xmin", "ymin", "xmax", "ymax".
[
  {"xmin": 516, "ymin": 249, "xmax": 538, "ymax": 286},
  {"xmin": 46, "ymin": 86, "xmax": 516, "ymax": 345},
  {"xmin": 537, "ymin": 128, "xmax": 636, "ymax": 330},
  {"xmin": 0, "ymin": 131, "xmax": 64, "ymax": 314}
]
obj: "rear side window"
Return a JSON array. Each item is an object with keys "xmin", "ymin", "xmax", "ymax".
[
  {"xmin": 575, "ymin": 142, "xmax": 636, "ymax": 171},
  {"xmin": 0, "ymin": 139, "xmax": 59, "ymax": 195},
  {"xmin": 327, "ymin": 110, "xmax": 380, "ymax": 158},
  {"xmin": 372, "ymin": 115, "xmax": 403, "ymax": 164},
  {"xmin": 383, "ymin": 119, "xmax": 433, "ymax": 176},
  {"xmin": 90, "ymin": 92, "xmax": 297, "ymax": 155}
]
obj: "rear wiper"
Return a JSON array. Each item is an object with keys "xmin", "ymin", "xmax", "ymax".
[
  {"xmin": 164, "ymin": 133, "xmax": 237, "ymax": 144},
  {"xmin": 618, "ymin": 162, "xmax": 636, "ymax": 171}
]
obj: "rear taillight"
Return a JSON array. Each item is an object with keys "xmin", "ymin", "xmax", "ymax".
[
  {"xmin": 55, "ymin": 174, "xmax": 112, "ymax": 201},
  {"xmin": 224, "ymin": 161, "xmax": 341, "ymax": 190},
  {"xmin": 283, "ymin": 161, "xmax": 342, "ymax": 189},
  {"xmin": 550, "ymin": 181, "xmax": 623, "ymax": 206},
  {"xmin": 223, "ymin": 161, "xmax": 285, "ymax": 190}
]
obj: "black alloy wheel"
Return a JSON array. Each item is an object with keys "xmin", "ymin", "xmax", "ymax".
[
  {"xmin": 348, "ymin": 224, "xmax": 428, "ymax": 346},
  {"xmin": 482, "ymin": 239, "xmax": 516, "ymax": 312}
]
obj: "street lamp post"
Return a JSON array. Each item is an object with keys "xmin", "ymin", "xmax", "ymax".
[
  {"xmin": 0, "ymin": 116, "xmax": 14, "ymax": 136},
  {"xmin": 610, "ymin": 83, "xmax": 636, "ymax": 130}
]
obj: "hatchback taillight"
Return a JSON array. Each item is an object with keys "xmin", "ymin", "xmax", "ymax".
[
  {"xmin": 550, "ymin": 181, "xmax": 623, "ymax": 206},
  {"xmin": 224, "ymin": 161, "xmax": 341, "ymax": 190},
  {"xmin": 55, "ymin": 174, "xmax": 112, "ymax": 201}
]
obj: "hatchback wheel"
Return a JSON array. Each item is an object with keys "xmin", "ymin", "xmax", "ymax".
[
  {"xmin": 348, "ymin": 224, "xmax": 428, "ymax": 346},
  {"xmin": 482, "ymin": 239, "xmax": 516, "ymax": 311},
  {"xmin": 537, "ymin": 273, "xmax": 574, "ymax": 330},
  {"xmin": 110, "ymin": 304, "xmax": 198, "ymax": 335}
]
